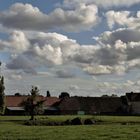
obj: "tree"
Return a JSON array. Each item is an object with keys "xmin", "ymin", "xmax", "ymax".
[
  {"xmin": 46, "ymin": 90, "xmax": 51, "ymax": 97},
  {"xmin": 59, "ymin": 92, "xmax": 70, "ymax": 98},
  {"xmin": 15, "ymin": 93, "xmax": 21, "ymax": 96},
  {"xmin": 23, "ymin": 86, "xmax": 45, "ymax": 120},
  {"xmin": 111, "ymin": 94, "xmax": 118, "ymax": 97},
  {"xmin": 101, "ymin": 94, "xmax": 109, "ymax": 97},
  {"xmin": 0, "ymin": 76, "xmax": 5, "ymax": 115}
]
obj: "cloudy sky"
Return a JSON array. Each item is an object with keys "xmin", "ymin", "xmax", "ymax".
[{"xmin": 1, "ymin": 0, "xmax": 140, "ymax": 96}]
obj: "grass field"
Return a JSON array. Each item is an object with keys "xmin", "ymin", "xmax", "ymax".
[{"xmin": 0, "ymin": 115, "xmax": 140, "ymax": 140}]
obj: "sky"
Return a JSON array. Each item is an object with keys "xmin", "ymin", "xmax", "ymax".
[{"xmin": 1, "ymin": 0, "xmax": 140, "ymax": 96}]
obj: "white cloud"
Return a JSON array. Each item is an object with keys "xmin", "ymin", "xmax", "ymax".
[
  {"xmin": 127, "ymin": 59, "xmax": 140, "ymax": 70},
  {"xmin": 135, "ymin": 80, "xmax": 140, "ymax": 86},
  {"xmin": 0, "ymin": 3, "xmax": 99, "ymax": 32},
  {"xmin": 83, "ymin": 65, "xmax": 112, "ymax": 75},
  {"xmin": 56, "ymin": 69, "xmax": 76, "ymax": 78},
  {"xmin": 96, "ymin": 80, "xmax": 140, "ymax": 94},
  {"xmin": 4, "ymin": 31, "xmax": 78, "ymax": 73},
  {"xmin": 96, "ymin": 28, "xmax": 140, "ymax": 44},
  {"xmin": 105, "ymin": 10, "xmax": 140, "ymax": 30},
  {"xmin": 2, "ymin": 28, "xmax": 140, "ymax": 76},
  {"xmin": 93, "ymin": 28, "xmax": 140, "ymax": 74},
  {"xmin": 83, "ymin": 64, "xmax": 126, "ymax": 75},
  {"xmin": 0, "ymin": 30, "xmax": 30, "ymax": 52},
  {"xmin": 96, "ymin": 29, "xmax": 140, "ymax": 59},
  {"xmin": 3, "ymin": 31, "xmax": 97, "ymax": 75},
  {"xmin": 8, "ymin": 74, "xmax": 22, "ymax": 80},
  {"xmin": 69, "ymin": 85, "xmax": 79, "ymax": 90},
  {"xmin": 2, "ymin": 1, "xmax": 140, "ymax": 96},
  {"xmin": 105, "ymin": 11, "xmax": 131, "ymax": 29},
  {"xmin": 63, "ymin": 0, "xmax": 140, "ymax": 8},
  {"xmin": 6, "ymin": 55, "xmax": 37, "ymax": 74},
  {"xmin": 33, "ymin": 45, "xmax": 63, "ymax": 65}
]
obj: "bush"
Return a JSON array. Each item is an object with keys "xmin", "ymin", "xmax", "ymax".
[
  {"xmin": 63, "ymin": 119, "xmax": 71, "ymax": 125},
  {"xmin": 24, "ymin": 117, "xmax": 96, "ymax": 126},
  {"xmin": 71, "ymin": 117, "xmax": 82, "ymax": 125},
  {"xmin": 84, "ymin": 119, "xmax": 95, "ymax": 125}
]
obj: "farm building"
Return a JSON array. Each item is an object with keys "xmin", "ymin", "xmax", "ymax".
[
  {"xmin": 57, "ymin": 96, "xmax": 125, "ymax": 115},
  {"xmin": 4, "ymin": 93, "xmax": 140, "ymax": 115},
  {"xmin": 126, "ymin": 92, "xmax": 140, "ymax": 115},
  {"xmin": 5, "ymin": 95, "xmax": 60, "ymax": 115}
]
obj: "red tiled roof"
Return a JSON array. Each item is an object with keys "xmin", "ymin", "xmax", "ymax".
[
  {"xmin": 5, "ymin": 95, "xmax": 60, "ymax": 107},
  {"xmin": 44, "ymin": 97, "xmax": 60, "ymax": 106},
  {"xmin": 6, "ymin": 96, "xmax": 28, "ymax": 107}
]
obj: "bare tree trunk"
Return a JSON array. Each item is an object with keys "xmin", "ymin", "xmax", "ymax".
[
  {"xmin": 30, "ymin": 101, "xmax": 34, "ymax": 120},
  {"xmin": 30, "ymin": 113, "xmax": 34, "ymax": 120}
]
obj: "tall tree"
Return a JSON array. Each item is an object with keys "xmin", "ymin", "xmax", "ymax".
[
  {"xmin": 0, "ymin": 76, "xmax": 5, "ymax": 115},
  {"xmin": 46, "ymin": 90, "xmax": 51, "ymax": 97},
  {"xmin": 24, "ymin": 86, "xmax": 45, "ymax": 120},
  {"xmin": 59, "ymin": 92, "xmax": 70, "ymax": 99}
]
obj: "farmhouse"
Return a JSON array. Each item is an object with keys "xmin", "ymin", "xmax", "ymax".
[
  {"xmin": 5, "ymin": 95, "xmax": 60, "ymax": 115},
  {"xmin": 4, "ymin": 92, "xmax": 140, "ymax": 115},
  {"xmin": 57, "ymin": 96, "xmax": 125, "ymax": 115},
  {"xmin": 125, "ymin": 92, "xmax": 140, "ymax": 115}
]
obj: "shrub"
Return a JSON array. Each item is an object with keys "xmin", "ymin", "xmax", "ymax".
[
  {"xmin": 71, "ymin": 117, "xmax": 82, "ymax": 125},
  {"xmin": 84, "ymin": 119, "xmax": 95, "ymax": 125}
]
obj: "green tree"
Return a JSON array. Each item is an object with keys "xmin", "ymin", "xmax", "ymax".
[
  {"xmin": 59, "ymin": 92, "xmax": 70, "ymax": 98},
  {"xmin": 24, "ymin": 86, "xmax": 45, "ymax": 120},
  {"xmin": 0, "ymin": 76, "xmax": 5, "ymax": 115},
  {"xmin": 46, "ymin": 90, "xmax": 51, "ymax": 97}
]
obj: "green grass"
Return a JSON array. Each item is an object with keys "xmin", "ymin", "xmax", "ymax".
[
  {"xmin": 30, "ymin": 115, "xmax": 140, "ymax": 123},
  {"xmin": 93, "ymin": 115, "xmax": 140, "ymax": 123},
  {"xmin": 0, "ymin": 115, "xmax": 140, "ymax": 123},
  {"xmin": 0, "ymin": 115, "xmax": 140, "ymax": 140}
]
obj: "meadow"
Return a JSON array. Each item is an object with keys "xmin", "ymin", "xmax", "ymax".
[{"xmin": 0, "ymin": 115, "xmax": 140, "ymax": 140}]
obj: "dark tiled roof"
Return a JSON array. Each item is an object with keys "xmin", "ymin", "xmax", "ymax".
[
  {"xmin": 58, "ymin": 97, "xmax": 123, "ymax": 113},
  {"xmin": 126, "ymin": 93, "xmax": 140, "ymax": 101}
]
